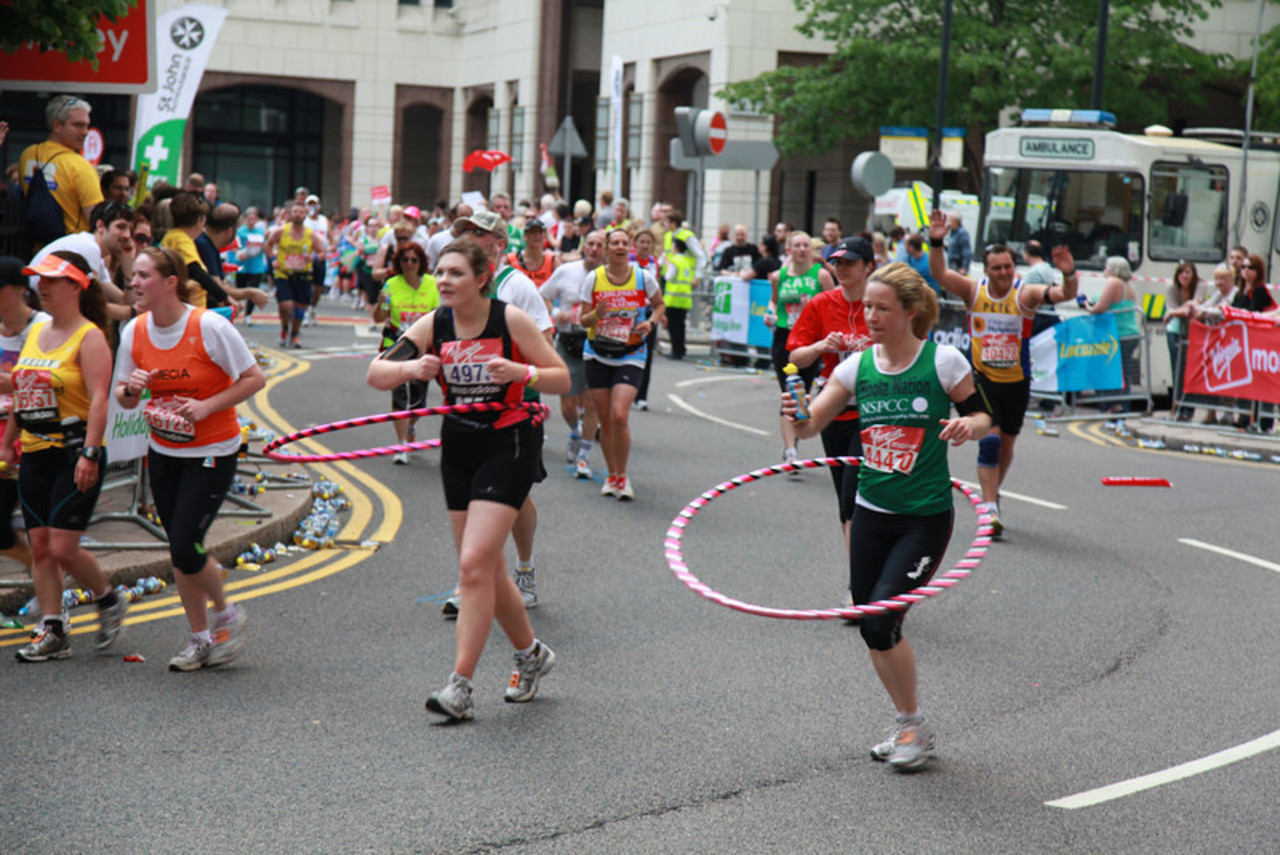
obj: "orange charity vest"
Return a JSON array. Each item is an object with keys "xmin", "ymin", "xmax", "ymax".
[{"xmin": 132, "ymin": 308, "xmax": 240, "ymax": 448}]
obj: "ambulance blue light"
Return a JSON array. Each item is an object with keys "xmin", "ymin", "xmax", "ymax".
[{"xmin": 1020, "ymin": 109, "xmax": 1117, "ymax": 128}]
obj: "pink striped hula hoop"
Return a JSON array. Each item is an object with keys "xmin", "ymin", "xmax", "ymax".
[
  {"xmin": 663, "ymin": 456, "xmax": 992, "ymax": 620},
  {"xmin": 261, "ymin": 402, "xmax": 550, "ymax": 463}
]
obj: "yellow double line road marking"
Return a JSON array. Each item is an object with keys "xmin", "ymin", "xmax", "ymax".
[{"xmin": 1, "ymin": 348, "xmax": 403, "ymax": 644}]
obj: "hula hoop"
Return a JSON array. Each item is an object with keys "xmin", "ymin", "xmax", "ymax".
[
  {"xmin": 261, "ymin": 402, "xmax": 550, "ymax": 463},
  {"xmin": 663, "ymin": 456, "xmax": 992, "ymax": 621}
]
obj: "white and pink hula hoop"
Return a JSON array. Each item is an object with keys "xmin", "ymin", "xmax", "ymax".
[
  {"xmin": 261, "ymin": 402, "xmax": 550, "ymax": 463},
  {"xmin": 663, "ymin": 456, "xmax": 992, "ymax": 621}
]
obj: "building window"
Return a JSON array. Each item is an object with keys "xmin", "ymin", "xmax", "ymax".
[
  {"xmin": 510, "ymin": 106, "xmax": 525, "ymax": 173},
  {"xmin": 594, "ymin": 96, "xmax": 610, "ymax": 172},
  {"xmin": 434, "ymin": 0, "xmax": 453, "ymax": 7},
  {"xmin": 625, "ymin": 92, "xmax": 643, "ymax": 170},
  {"xmin": 399, "ymin": 0, "xmax": 420, "ymax": 6},
  {"xmin": 488, "ymin": 107, "xmax": 501, "ymax": 152}
]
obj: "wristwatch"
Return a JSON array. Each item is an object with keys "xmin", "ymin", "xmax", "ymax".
[{"xmin": 80, "ymin": 445, "xmax": 102, "ymax": 462}]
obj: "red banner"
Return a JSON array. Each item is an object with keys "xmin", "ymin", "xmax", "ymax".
[
  {"xmin": 0, "ymin": 0, "xmax": 154, "ymax": 94},
  {"xmin": 1184, "ymin": 314, "xmax": 1280, "ymax": 405}
]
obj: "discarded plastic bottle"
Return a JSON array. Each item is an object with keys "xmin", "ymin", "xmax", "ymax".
[{"xmin": 783, "ymin": 364, "xmax": 810, "ymax": 422}]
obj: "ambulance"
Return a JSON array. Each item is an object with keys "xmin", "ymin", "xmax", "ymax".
[{"xmin": 977, "ymin": 107, "xmax": 1280, "ymax": 395}]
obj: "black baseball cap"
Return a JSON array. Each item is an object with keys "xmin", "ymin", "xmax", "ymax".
[
  {"xmin": 0, "ymin": 256, "xmax": 28, "ymax": 288},
  {"xmin": 827, "ymin": 236, "xmax": 874, "ymax": 264}
]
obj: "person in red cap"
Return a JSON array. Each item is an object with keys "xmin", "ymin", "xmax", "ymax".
[{"xmin": 4, "ymin": 250, "xmax": 123, "ymax": 662}]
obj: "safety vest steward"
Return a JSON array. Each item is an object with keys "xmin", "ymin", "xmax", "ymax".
[
  {"xmin": 663, "ymin": 227, "xmax": 695, "ymax": 255},
  {"xmin": 664, "ymin": 253, "xmax": 697, "ymax": 310}
]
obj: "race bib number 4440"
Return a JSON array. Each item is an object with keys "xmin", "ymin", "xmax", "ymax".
[{"xmin": 860, "ymin": 424, "xmax": 926, "ymax": 474}]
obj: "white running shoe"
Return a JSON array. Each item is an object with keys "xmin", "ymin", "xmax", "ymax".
[
  {"xmin": 615, "ymin": 476, "xmax": 635, "ymax": 501},
  {"xmin": 574, "ymin": 455, "xmax": 592, "ymax": 479},
  {"xmin": 888, "ymin": 719, "xmax": 936, "ymax": 771},
  {"xmin": 504, "ymin": 641, "xmax": 556, "ymax": 703},
  {"xmin": 426, "ymin": 672, "xmax": 474, "ymax": 720},
  {"xmin": 393, "ymin": 452, "xmax": 409, "ymax": 466},
  {"xmin": 514, "ymin": 565, "xmax": 536, "ymax": 609}
]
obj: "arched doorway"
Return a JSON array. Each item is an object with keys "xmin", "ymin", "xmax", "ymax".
[
  {"xmin": 190, "ymin": 82, "xmax": 347, "ymax": 214},
  {"xmin": 397, "ymin": 104, "xmax": 446, "ymax": 207},
  {"xmin": 653, "ymin": 65, "xmax": 708, "ymax": 217},
  {"xmin": 463, "ymin": 94, "xmax": 494, "ymax": 196}
]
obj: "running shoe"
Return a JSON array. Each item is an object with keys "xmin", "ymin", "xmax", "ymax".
[
  {"xmin": 278, "ymin": 333, "xmax": 287, "ymax": 348},
  {"xmin": 565, "ymin": 433, "xmax": 581, "ymax": 463},
  {"xmin": 633, "ymin": 399, "xmax": 648, "ymax": 411},
  {"xmin": 615, "ymin": 476, "xmax": 635, "ymax": 501},
  {"xmin": 504, "ymin": 640, "xmax": 556, "ymax": 703},
  {"xmin": 888, "ymin": 719, "xmax": 936, "ymax": 771},
  {"xmin": 784, "ymin": 446, "xmax": 801, "ymax": 480},
  {"xmin": 979, "ymin": 502, "xmax": 1004, "ymax": 540},
  {"xmin": 870, "ymin": 722, "xmax": 902, "ymax": 762},
  {"xmin": 426, "ymin": 672, "xmax": 474, "ymax": 720},
  {"xmin": 291, "ymin": 337, "xmax": 303, "ymax": 350},
  {"xmin": 601, "ymin": 476, "xmax": 620, "ymax": 497},
  {"xmin": 441, "ymin": 593, "xmax": 461, "ymax": 619},
  {"xmin": 206, "ymin": 603, "xmax": 247, "ymax": 667},
  {"xmin": 15, "ymin": 626, "xmax": 71, "ymax": 662},
  {"xmin": 515, "ymin": 565, "xmax": 537, "ymax": 609},
  {"xmin": 168, "ymin": 636, "xmax": 211, "ymax": 672},
  {"xmin": 574, "ymin": 456, "xmax": 592, "ymax": 480},
  {"xmin": 393, "ymin": 452, "xmax": 409, "ymax": 466},
  {"xmin": 95, "ymin": 594, "xmax": 128, "ymax": 651}
]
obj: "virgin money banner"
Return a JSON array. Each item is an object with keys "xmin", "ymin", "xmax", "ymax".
[
  {"xmin": 1185, "ymin": 317, "xmax": 1280, "ymax": 405},
  {"xmin": 131, "ymin": 5, "xmax": 228, "ymax": 188},
  {"xmin": 1029, "ymin": 313, "xmax": 1123, "ymax": 393}
]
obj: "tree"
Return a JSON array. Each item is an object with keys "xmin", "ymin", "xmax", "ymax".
[
  {"xmin": 0, "ymin": 0, "xmax": 137, "ymax": 69},
  {"xmin": 1247, "ymin": 27, "xmax": 1280, "ymax": 130},
  {"xmin": 720, "ymin": 0, "xmax": 1228, "ymax": 156}
]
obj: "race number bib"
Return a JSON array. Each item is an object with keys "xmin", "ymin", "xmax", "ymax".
[
  {"xmin": 284, "ymin": 252, "xmax": 309, "ymax": 272},
  {"xmin": 860, "ymin": 424, "xmax": 926, "ymax": 475},
  {"xmin": 144, "ymin": 397, "xmax": 196, "ymax": 443},
  {"xmin": 12, "ymin": 369, "xmax": 57, "ymax": 422},
  {"xmin": 973, "ymin": 312, "xmax": 1022, "ymax": 368},
  {"xmin": 785, "ymin": 302, "xmax": 802, "ymax": 327},
  {"xmin": 439, "ymin": 339, "xmax": 503, "ymax": 400}
]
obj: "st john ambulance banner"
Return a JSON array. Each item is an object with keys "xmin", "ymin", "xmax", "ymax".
[{"xmin": 131, "ymin": 5, "xmax": 228, "ymax": 188}]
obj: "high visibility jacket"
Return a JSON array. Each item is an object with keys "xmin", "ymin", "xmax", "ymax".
[{"xmin": 664, "ymin": 253, "xmax": 697, "ymax": 310}]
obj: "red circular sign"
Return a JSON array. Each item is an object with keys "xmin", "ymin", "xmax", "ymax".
[
  {"xmin": 708, "ymin": 112, "xmax": 728, "ymax": 155},
  {"xmin": 83, "ymin": 128, "xmax": 104, "ymax": 166}
]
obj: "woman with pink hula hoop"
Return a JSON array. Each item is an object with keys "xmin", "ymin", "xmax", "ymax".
[
  {"xmin": 783, "ymin": 262, "xmax": 991, "ymax": 772},
  {"xmin": 366, "ymin": 238, "xmax": 569, "ymax": 722}
]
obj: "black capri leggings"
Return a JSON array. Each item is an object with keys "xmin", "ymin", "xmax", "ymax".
[
  {"xmin": 19, "ymin": 446, "xmax": 105, "ymax": 532},
  {"xmin": 771, "ymin": 326, "xmax": 820, "ymax": 393},
  {"xmin": 148, "ymin": 450, "xmax": 238, "ymax": 574},
  {"xmin": 849, "ymin": 504, "xmax": 955, "ymax": 651},
  {"xmin": 0, "ymin": 478, "xmax": 20, "ymax": 549},
  {"xmin": 820, "ymin": 417, "xmax": 862, "ymax": 523}
]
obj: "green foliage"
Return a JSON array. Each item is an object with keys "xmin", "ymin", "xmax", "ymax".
[
  {"xmin": 0, "ymin": 0, "xmax": 137, "ymax": 69},
  {"xmin": 721, "ymin": 0, "xmax": 1228, "ymax": 155},
  {"xmin": 1248, "ymin": 27, "xmax": 1280, "ymax": 130}
]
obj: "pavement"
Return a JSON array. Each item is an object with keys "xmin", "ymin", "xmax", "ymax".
[{"xmin": 0, "ymin": 448, "xmax": 315, "ymax": 617}]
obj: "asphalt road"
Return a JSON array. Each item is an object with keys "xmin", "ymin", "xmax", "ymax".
[{"xmin": 3, "ymin": 304, "xmax": 1278, "ymax": 853}]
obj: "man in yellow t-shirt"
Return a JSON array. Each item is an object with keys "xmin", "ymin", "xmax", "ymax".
[{"xmin": 19, "ymin": 95, "xmax": 104, "ymax": 237}]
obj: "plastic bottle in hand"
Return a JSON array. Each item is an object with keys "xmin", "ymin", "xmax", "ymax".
[{"xmin": 783, "ymin": 363, "xmax": 810, "ymax": 421}]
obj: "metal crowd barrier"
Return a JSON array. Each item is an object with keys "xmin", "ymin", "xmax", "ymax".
[
  {"xmin": 83, "ymin": 457, "xmax": 169, "ymax": 551},
  {"xmin": 1167, "ymin": 336, "xmax": 1279, "ymax": 437},
  {"xmin": 1028, "ymin": 302, "xmax": 1153, "ymax": 419}
]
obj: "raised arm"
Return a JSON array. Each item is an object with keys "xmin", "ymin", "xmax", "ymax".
[{"xmin": 928, "ymin": 211, "xmax": 976, "ymax": 302}]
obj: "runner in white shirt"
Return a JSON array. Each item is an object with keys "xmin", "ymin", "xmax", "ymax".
[{"xmin": 302, "ymin": 194, "xmax": 331, "ymax": 325}]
